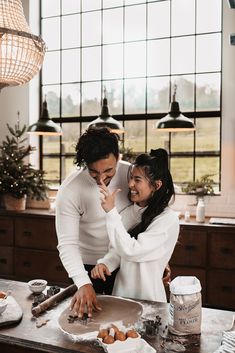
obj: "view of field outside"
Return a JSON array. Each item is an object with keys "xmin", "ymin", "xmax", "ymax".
[{"xmin": 41, "ymin": 0, "xmax": 222, "ymax": 190}]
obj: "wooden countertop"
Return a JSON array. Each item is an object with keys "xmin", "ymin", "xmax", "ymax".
[{"xmin": 0, "ymin": 279, "xmax": 234, "ymax": 353}]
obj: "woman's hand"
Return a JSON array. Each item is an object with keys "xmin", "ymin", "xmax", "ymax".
[
  {"xmin": 99, "ymin": 179, "xmax": 120, "ymax": 213},
  {"xmin": 91, "ymin": 263, "xmax": 111, "ymax": 282}
]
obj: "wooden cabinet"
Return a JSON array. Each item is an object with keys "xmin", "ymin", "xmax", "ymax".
[
  {"xmin": 0, "ymin": 211, "xmax": 71, "ymax": 287},
  {"xmin": 170, "ymin": 221, "xmax": 235, "ymax": 311}
]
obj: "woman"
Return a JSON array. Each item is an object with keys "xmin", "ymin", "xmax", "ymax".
[{"xmin": 91, "ymin": 148, "xmax": 179, "ymax": 302}]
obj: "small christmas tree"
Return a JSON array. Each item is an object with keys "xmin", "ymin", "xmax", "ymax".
[{"xmin": 0, "ymin": 120, "xmax": 48, "ymax": 200}]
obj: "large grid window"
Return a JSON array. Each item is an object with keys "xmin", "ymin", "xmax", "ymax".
[{"xmin": 40, "ymin": 0, "xmax": 222, "ymax": 190}]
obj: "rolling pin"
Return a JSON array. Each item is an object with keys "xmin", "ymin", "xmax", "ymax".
[{"xmin": 31, "ymin": 284, "xmax": 77, "ymax": 316}]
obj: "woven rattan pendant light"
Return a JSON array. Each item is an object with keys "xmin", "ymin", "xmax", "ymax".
[{"xmin": 0, "ymin": 0, "xmax": 46, "ymax": 90}]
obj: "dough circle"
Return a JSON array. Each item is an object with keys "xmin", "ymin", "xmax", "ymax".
[{"xmin": 58, "ymin": 295, "xmax": 143, "ymax": 336}]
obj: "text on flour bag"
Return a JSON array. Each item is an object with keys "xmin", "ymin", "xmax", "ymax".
[{"xmin": 168, "ymin": 276, "xmax": 202, "ymax": 335}]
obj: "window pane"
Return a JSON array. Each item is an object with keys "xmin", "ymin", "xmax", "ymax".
[
  {"xmin": 125, "ymin": 0, "xmax": 145, "ymax": 5},
  {"xmin": 61, "ymin": 124, "xmax": 80, "ymax": 153},
  {"xmin": 62, "ymin": 14, "xmax": 80, "ymax": 48},
  {"xmin": 147, "ymin": 39, "xmax": 170, "ymax": 76},
  {"xmin": 103, "ymin": 8, "xmax": 123, "ymax": 44},
  {"xmin": 42, "ymin": 52, "xmax": 60, "ymax": 85},
  {"xmin": 196, "ymin": 33, "xmax": 221, "ymax": 72},
  {"xmin": 124, "ymin": 78, "xmax": 146, "ymax": 114},
  {"xmin": 124, "ymin": 42, "xmax": 146, "ymax": 78},
  {"xmin": 42, "ymin": 86, "xmax": 60, "ymax": 117},
  {"xmin": 103, "ymin": 0, "xmax": 123, "ymax": 8},
  {"xmin": 196, "ymin": 118, "xmax": 220, "ymax": 152},
  {"xmin": 62, "ymin": 84, "xmax": 80, "ymax": 117},
  {"xmin": 42, "ymin": 0, "xmax": 60, "ymax": 17},
  {"xmin": 171, "ymin": 36, "xmax": 195, "ymax": 74},
  {"xmin": 82, "ymin": 0, "xmax": 101, "ymax": 11},
  {"xmin": 82, "ymin": 11, "xmax": 101, "ymax": 46},
  {"xmin": 171, "ymin": 0, "xmax": 195, "ymax": 36},
  {"xmin": 124, "ymin": 120, "xmax": 145, "ymax": 153},
  {"xmin": 148, "ymin": 1, "xmax": 170, "ymax": 39},
  {"xmin": 104, "ymin": 80, "xmax": 123, "ymax": 115},
  {"xmin": 147, "ymin": 77, "xmax": 169, "ymax": 113},
  {"xmin": 43, "ymin": 157, "xmax": 60, "ymax": 186},
  {"xmin": 196, "ymin": 73, "xmax": 220, "ymax": 111},
  {"xmin": 82, "ymin": 47, "xmax": 101, "ymax": 81},
  {"xmin": 81, "ymin": 82, "xmax": 101, "ymax": 116},
  {"xmin": 195, "ymin": 157, "xmax": 220, "ymax": 183},
  {"xmin": 62, "ymin": 49, "xmax": 80, "ymax": 83},
  {"xmin": 61, "ymin": 158, "xmax": 77, "ymax": 182},
  {"xmin": 197, "ymin": 0, "xmax": 221, "ymax": 33},
  {"xmin": 171, "ymin": 131, "xmax": 194, "ymax": 153},
  {"xmin": 125, "ymin": 4, "xmax": 146, "ymax": 41},
  {"xmin": 62, "ymin": 0, "xmax": 81, "ymax": 14},
  {"xmin": 171, "ymin": 75, "xmax": 195, "ymax": 112},
  {"xmin": 43, "ymin": 136, "xmax": 60, "ymax": 154},
  {"xmin": 147, "ymin": 121, "xmax": 170, "ymax": 151},
  {"xmin": 42, "ymin": 18, "xmax": 60, "ymax": 50},
  {"xmin": 103, "ymin": 44, "xmax": 123, "ymax": 79},
  {"xmin": 171, "ymin": 157, "xmax": 194, "ymax": 184}
]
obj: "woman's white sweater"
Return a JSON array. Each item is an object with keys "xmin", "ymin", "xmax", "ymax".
[{"xmin": 98, "ymin": 205, "xmax": 179, "ymax": 302}]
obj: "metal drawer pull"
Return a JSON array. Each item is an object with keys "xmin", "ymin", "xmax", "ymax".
[
  {"xmin": 23, "ymin": 261, "xmax": 31, "ymax": 267},
  {"xmin": 0, "ymin": 229, "xmax": 7, "ymax": 234},
  {"xmin": 222, "ymin": 285, "xmax": 233, "ymax": 293},
  {"xmin": 221, "ymin": 247, "xmax": 233, "ymax": 255},
  {"xmin": 23, "ymin": 231, "xmax": 32, "ymax": 237},
  {"xmin": 185, "ymin": 245, "xmax": 197, "ymax": 251},
  {"xmin": 0, "ymin": 258, "xmax": 7, "ymax": 264}
]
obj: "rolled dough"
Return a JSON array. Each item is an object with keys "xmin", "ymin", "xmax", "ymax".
[{"xmin": 58, "ymin": 295, "xmax": 143, "ymax": 336}]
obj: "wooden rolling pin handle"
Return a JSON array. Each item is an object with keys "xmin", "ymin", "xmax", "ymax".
[{"xmin": 31, "ymin": 284, "xmax": 77, "ymax": 316}]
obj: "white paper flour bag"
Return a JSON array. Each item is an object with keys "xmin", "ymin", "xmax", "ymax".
[{"xmin": 168, "ymin": 276, "xmax": 202, "ymax": 335}]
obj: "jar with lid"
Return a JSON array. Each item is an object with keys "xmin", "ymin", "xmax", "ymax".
[{"xmin": 196, "ymin": 197, "xmax": 205, "ymax": 223}]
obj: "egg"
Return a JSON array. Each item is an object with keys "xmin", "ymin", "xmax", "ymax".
[
  {"xmin": 110, "ymin": 323, "xmax": 119, "ymax": 334},
  {"xmin": 126, "ymin": 329, "xmax": 139, "ymax": 338},
  {"xmin": 103, "ymin": 335, "xmax": 115, "ymax": 344},
  {"xmin": 97, "ymin": 329, "xmax": 109, "ymax": 339},
  {"xmin": 115, "ymin": 331, "xmax": 126, "ymax": 341}
]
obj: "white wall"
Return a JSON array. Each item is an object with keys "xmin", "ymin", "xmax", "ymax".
[{"xmin": 0, "ymin": 0, "xmax": 234, "ymax": 217}]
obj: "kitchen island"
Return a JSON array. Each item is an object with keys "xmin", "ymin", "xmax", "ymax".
[{"xmin": 0, "ymin": 279, "xmax": 234, "ymax": 353}]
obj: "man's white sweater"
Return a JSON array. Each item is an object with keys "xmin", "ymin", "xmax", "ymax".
[{"xmin": 55, "ymin": 160, "xmax": 130, "ymax": 289}]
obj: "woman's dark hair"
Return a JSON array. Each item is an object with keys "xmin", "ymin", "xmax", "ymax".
[
  {"xmin": 129, "ymin": 148, "xmax": 175, "ymax": 239},
  {"xmin": 75, "ymin": 127, "xmax": 119, "ymax": 167}
]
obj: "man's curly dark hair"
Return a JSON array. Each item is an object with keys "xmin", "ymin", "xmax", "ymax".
[{"xmin": 75, "ymin": 127, "xmax": 119, "ymax": 167}]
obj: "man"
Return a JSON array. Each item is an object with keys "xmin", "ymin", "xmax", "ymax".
[
  {"xmin": 56, "ymin": 127, "xmax": 170, "ymax": 318},
  {"xmin": 56, "ymin": 127, "xmax": 131, "ymax": 318}
]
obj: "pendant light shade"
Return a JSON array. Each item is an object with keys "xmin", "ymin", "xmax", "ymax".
[
  {"xmin": 88, "ymin": 95, "xmax": 125, "ymax": 134},
  {"xmin": 0, "ymin": 0, "xmax": 46, "ymax": 90},
  {"xmin": 155, "ymin": 85, "xmax": 195, "ymax": 132},
  {"xmin": 27, "ymin": 99, "xmax": 62, "ymax": 136}
]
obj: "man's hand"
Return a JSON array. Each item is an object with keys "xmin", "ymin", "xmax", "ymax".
[
  {"xmin": 91, "ymin": 263, "xmax": 111, "ymax": 282},
  {"xmin": 70, "ymin": 284, "xmax": 101, "ymax": 318},
  {"xmin": 162, "ymin": 264, "xmax": 171, "ymax": 287}
]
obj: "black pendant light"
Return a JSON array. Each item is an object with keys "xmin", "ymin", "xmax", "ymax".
[
  {"xmin": 27, "ymin": 99, "xmax": 62, "ymax": 136},
  {"xmin": 88, "ymin": 91, "xmax": 125, "ymax": 134},
  {"xmin": 155, "ymin": 85, "xmax": 195, "ymax": 132}
]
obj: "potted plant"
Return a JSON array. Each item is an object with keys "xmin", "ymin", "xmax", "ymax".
[
  {"xmin": 182, "ymin": 174, "xmax": 215, "ymax": 199},
  {"xmin": 0, "ymin": 123, "xmax": 49, "ymax": 211}
]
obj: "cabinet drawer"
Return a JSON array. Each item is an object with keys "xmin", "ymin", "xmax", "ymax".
[
  {"xmin": 208, "ymin": 232, "xmax": 235, "ymax": 270},
  {"xmin": 0, "ymin": 217, "xmax": 14, "ymax": 245},
  {"xmin": 207, "ymin": 270, "xmax": 235, "ymax": 310},
  {"xmin": 15, "ymin": 217, "xmax": 57, "ymax": 250},
  {"xmin": 15, "ymin": 248, "xmax": 69, "ymax": 283},
  {"xmin": 171, "ymin": 229, "xmax": 207, "ymax": 267},
  {"xmin": 0, "ymin": 246, "xmax": 14, "ymax": 275},
  {"xmin": 171, "ymin": 266, "xmax": 206, "ymax": 304}
]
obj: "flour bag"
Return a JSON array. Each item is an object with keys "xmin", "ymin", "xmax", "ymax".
[{"xmin": 168, "ymin": 276, "xmax": 202, "ymax": 335}]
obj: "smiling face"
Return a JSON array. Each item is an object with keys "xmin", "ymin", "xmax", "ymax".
[
  {"xmin": 128, "ymin": 166, "xmax": 156, "ymax": 207},
  {"xmin": 87, "ymin": 153, "xmax": 118, "ymax": 185}
]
